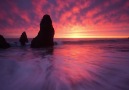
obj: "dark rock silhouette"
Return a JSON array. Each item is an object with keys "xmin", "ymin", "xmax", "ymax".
[
  {"xmin": 19, "ymin": 32, "xmax": 28, "ymax": 46},
  {"xmin": 31, "ymin": 14, "xmax": 55, "ymax": 48},
  {"xmin": 0, "ymin": 35, "xmax": 10, "ymax": 49}
]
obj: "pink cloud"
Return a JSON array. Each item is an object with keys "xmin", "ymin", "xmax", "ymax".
[{"xmin": 0, "ymin": 0, "xmax": 129, "ymax": 38}]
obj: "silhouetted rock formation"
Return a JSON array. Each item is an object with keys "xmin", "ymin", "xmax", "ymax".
[
  {"xmin": 0, "ymin": 35, "xmax": 10, "ymax": 49},
  {"xmin": 31, "ymin": 14, "xmax": 55, "ymax": 48},
  {"xmin": 19, "ymin": 32, "xmax": 28, "ymax": 46}
]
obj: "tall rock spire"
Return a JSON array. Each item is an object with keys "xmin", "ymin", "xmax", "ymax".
[{"xmin": 31, "ymin": 14, "xmax": 55, "ymax": 48}]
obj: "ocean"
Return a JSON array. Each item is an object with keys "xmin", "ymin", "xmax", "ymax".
[{"xmin": 0, "ymin": 38, "xmax": 129, "ymax": 90}]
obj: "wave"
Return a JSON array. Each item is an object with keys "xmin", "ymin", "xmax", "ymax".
[
  {"xmin": 8, "ymin": 38, "xmax": 129, "ymax": 47},
  {"xmin": 56, "ymin": 38, "xmax": 129, "ymax": 45}
]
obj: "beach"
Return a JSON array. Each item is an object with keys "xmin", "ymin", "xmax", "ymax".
[{"xmin": 0, "ymin": 38, "xmax": 129, "ymax": 90}]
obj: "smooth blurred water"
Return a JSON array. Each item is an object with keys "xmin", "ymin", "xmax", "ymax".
[{"xmin": 0, "ymin": 39, "xmax": 129, "ymax": 90}]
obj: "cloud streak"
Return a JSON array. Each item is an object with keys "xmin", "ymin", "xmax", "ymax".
[{"xmin": 0, "ymin": 0, "xmax": 129, "ymax": 38}]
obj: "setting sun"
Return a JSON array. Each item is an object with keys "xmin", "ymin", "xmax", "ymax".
[
  {"xmin": 65, "ymin": 25, "xmax": 87, "ymax": 38},
  {"xmin": 0, "ymin": 0, "xmax": 129, "ymax": 38}
]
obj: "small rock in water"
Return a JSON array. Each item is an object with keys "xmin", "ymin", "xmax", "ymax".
[
  {"xmin": 19, "ymin": 31, "xmax": 28, "ymax": 46},
  {"xmin": 0, "ymin": 35, "xmax": 10, "ymax": 49}
]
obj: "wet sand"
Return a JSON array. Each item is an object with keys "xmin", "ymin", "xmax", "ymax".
[{"xmin": 0, "ymin": 42, "xmax": 129, "ymax": 90}]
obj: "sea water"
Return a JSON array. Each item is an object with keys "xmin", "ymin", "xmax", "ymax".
[{"xmin": 0, "ymin": 38, "xmax": 129, "ymax": 90}]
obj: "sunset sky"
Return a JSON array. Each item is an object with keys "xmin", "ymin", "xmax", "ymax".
[{"xmin": 0, "ymin": 0, "xmax": 129, "ymax": 38}]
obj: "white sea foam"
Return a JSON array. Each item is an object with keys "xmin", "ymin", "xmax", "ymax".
[{"xmin": 0, "ymin": 38, "xmax": 129, "ymax": 90}]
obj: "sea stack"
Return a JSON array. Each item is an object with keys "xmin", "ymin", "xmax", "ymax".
[
  {"xmin": 19, "ymin": 31, "xmax": 28, "ymax": 46},
  {"xmin": 31, "ymin": 14, "xmax": 55, "ymax": 48},
  {"xmin": 0, "ymin": 35, "xmax": 10, "ymax": 49}
]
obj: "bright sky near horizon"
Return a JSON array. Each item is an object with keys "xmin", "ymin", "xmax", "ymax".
[{"xmin": 0, "ymin": 0, "xmax": 129, "ymax": 38}]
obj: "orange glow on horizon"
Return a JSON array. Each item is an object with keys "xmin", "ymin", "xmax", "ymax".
[
  {"xmin": 55, "ymin": 35, "xmax": 128, "ymax": 39},
  {"xmin": 0, "ymin": 0, "xmax": 129, "ymax": 38}
]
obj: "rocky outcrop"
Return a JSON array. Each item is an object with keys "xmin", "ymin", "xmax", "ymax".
[
  {"xmin": 31, "ymin": 14, "xmax": 55, "ymax": 48},
  {"xmin": 0, "ymin": 35, "xmax": 10, "ymax": 49},
  {"xmin": 19, "ymin": 31, "xmax": 28, "ymax": 46}
]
